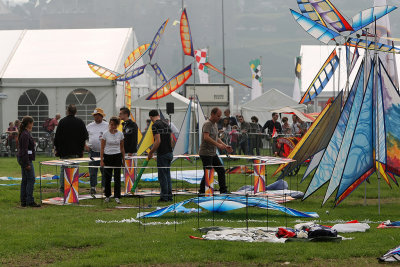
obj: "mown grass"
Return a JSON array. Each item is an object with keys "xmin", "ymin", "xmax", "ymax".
[{"xmin": 0, "ymin": 154, "xmax": 399, "ymax": 266}]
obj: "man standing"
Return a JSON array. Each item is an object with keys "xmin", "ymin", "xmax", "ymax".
[
  {"xmin": 262, "ymin": 112, "xmax": 282, "ymax": 156},
  {"xmin": 119, "ymin": 107, "xmax": 138, "ymax": 156},
  {"xmin": 237, "ymin": 115, "xmax": 250, "ymax": 155},
  {"xmin": 54, "ymin": 104, "xmax": 88, "ymax": 193},
  {"xmin": 86, "ymin": 108, "xmax": 108, "ymax": 197},
  {"xmin": 199, "ymin": 108, "xmax": 233, "ymax": 194},
  {"xmin": 147, "ymin": 110, "xmax": 173, "ymax": 202}
]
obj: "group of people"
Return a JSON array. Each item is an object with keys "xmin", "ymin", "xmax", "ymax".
[{"xmin": 216, "ymin": 110, "xmax": 309, "ymax": 156}]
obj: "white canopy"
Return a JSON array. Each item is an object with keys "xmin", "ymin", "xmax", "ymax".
[{"xmin": 241, "ymin": 88, "xmax": 306, "ymax": 125}]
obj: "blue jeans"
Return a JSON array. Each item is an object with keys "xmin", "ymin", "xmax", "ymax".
[
  {"xmin": 89, "ymin": 150, "xmax": 104, "ymax": 188},
  {"xmin": 18, "ymin": 159, "xmax": 35, "ymax": 205},
  {"xmin": 157, "ymin": 152, "xmax": 173, "ymax": 201}
]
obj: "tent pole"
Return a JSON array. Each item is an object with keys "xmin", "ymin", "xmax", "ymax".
[{"xmin": 374, "ymin": 17, "xmax": 381, "ymax": 215}]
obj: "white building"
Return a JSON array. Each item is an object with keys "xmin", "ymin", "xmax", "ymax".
[{"xmin": 0, "ymin": 28, "xmax": 152, "ymax": 140}]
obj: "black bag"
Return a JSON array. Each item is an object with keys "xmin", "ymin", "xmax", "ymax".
[{"xmin": 308, "ymin": 226, "xmax": 337, "ymax": 238}]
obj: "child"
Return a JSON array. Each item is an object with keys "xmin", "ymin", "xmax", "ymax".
[
  {"xmin": 100, "ymin": 116, "xmax": 125, "ymax": 204},
  {"xmin": 229, "ymin": 125, "xmax": 239, "ymax": 155}
]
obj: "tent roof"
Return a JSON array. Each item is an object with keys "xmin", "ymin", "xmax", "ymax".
[
  {"xmin": 132, "ymin": 91, "xmax": 190, "ymax": 110},
  {"xmin": 0, "ymin": 28, "xmax": 132, "ymax": 79},
  {"xmin": 270, "ymin": 106, "xmax": 313, "ymax": 122},
  {"xmin": 241, "ymin": 88, "xmax": 306, "ymax": 111}
]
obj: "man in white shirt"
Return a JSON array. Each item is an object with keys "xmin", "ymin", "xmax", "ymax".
[{"xmin": 86, "ymin": 108, "xmax": 109, "ymax": 197}]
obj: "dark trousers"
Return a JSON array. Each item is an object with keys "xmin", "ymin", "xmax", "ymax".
[
  {"xmin": 249, "ymin": 138, "xmax": 261, "ymax": 156},
  {"xmin": 199, "ymin": 155, "xmax": 227, "ymax": 193},
  {"xmin": 18, "ymin": 158, "xmax": 35, "ymax": 205},
  {"xmin": 157, "ymin": 152, "xmax": 173, "ymax": 201},
  {"xmin": 103, "ymin": 153, "xmax": 122, "ymax": 198},
  {"xmin": 239, "ymin": 140, "xmax": 248, "ymax": 155},
  {"xmin": 89, "ymin": 150, "xmax": 104, "ymax": 188}
]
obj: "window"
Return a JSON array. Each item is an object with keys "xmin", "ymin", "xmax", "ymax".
[
  {"xmin": 18, "ymin": 89, "xmax": 49, "ymax": 140},
  {"xmin": 66, "ymin": 89, "xmax": 96, "ymax": 125}
]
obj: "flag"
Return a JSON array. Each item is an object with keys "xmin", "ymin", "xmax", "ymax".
[
  {"xmin": 249, "ymin": 58, "xmax": 262, "ymax": 100},
  {"xmin": 293, "ymin": 56, "xmax": 301, "ymax": 102},
  {"xmin": 195, "ymin": 49, "xmax": 209, "ymax": 83}
]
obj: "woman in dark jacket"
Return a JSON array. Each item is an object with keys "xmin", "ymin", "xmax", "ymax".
[{"xmin": 17, "ymin": 116, "xmax": 40, "ymax": 207}]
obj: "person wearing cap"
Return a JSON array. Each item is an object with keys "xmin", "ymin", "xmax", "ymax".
[
  {"xmin": 86, "ymin": 108, "xmax": 109, "ymax": 197},
  {"xmin": 54, "ymin": 104, "xmax": 88, "ymax": 193}
]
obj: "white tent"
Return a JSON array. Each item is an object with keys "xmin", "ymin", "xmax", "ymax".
[
  {"xmin": 132, "ymin": 92, "xmax": 192, "ymax": 131},
  {"xmin": 0, "ymin": 28, "xmax": 152, "ymax": 139},
  {"xmin": 241, "ymin": 88, "xmax": 306, "ymax": 125}
]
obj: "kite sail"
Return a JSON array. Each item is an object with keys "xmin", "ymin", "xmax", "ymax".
[
  {"xmin": 302, "ymin": 60, "xmax": 362, "ymax": 200},
  {"xmin": 146, "ymin": 64, "xmax": 192, "ymax": 100},
  {"xmin": 87, "ymin": 61, "xmax": 121, "ymax": 80},
  {"xmin": 299, "ymin": 48, "xmax": 339, "ymax": 104},
  {"xmin": 124, "ymin": 43, "xmax": 150, "ymax": 69},
  {"xmin": 345, "ymin": 38, "xmax": 400, "ymax": 54},
  {"xmin": 131, "ymin": 159, "xmax": 149, "ymax": 193},
  {"xmin": 308, "ymin": 0, "xmax": 353, "ymax": 32},
  {"xmin": 296, "ymin": 0, "xmax": 327, "ymax": 26},
  {"xmin": 149, "ymin": 19, "xmax": 169, "ymax": 61},
  {"xmin": 173, "ymin": 98, "xmax": 192, "ymax": 157},
  {"xmin": 204, "ymin": 62, "xmax": 251, "ymax": 89},
  {"xmin": 274, "ymin": 91, "xmax": 342, "ymax": 178},
  {"xmin": 379, "ymin": 245, "xmax": 400, "ymax": 262},
  {"xmin": 137, "ymin": 122, "xmax": 154, "ymax": 156},
  {"xmin": 139, "ymin": 195, "xmax": 319, "ymax": 218},
  {"xmin": 151, "ymin": 63, "xmax": 168, "ymax": 84},
  {"xmin": 125, "ymin": 81, "xmax": 132, "ymax": 109},
  {"xmin": 351, "ymin": 6, "xmax": 397, "ymax": 32},
  {"xmin": 290, "ymin": 9, "xmax": 340, "ymax": 44},
  {"xmin": 115, "ymin": 64, "xmax": 147, "ymax": 82},
  {"xmin": 180, "ymin": 8, "xmax": 194, "ymax": 57},
  {"xmin": 195, "ymin": 49, "xmax": 209, "ymax": 83}
]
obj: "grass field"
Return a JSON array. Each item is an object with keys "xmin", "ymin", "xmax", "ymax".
[{"xmin": 1, "ymin": 154, "xmax": 399, "ymax": 266}]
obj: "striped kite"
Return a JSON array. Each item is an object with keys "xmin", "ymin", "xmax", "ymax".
[
  {"xmin": 87, "ymin": 61, "xmax": 121, "ymax": 80},
  {"xmin": 180, "ymin": 8, "xmax": 194, "ymax": 57},
  {"xmin": 149, "ymin": 19, "xmax": 169, "ymax": 61},
  {"xmin": 124, "ymin": 43, "xmax": 150, "ymax": 69}
]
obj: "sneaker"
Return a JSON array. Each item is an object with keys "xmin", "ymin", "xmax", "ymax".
[
  {"xmin": 104, "ymin": 197, "xmax": 110, "ymax": 203},
  {"xmin": 90, "ymin": 188, "xmax": 96, "ymax": 198},
  {"xmin": 27, "ymin": 202, "xmax": 41, "ymax": 207},
  {"xmin": 115, "ymin": 198, "xmax": 121, "ymax": 204}
]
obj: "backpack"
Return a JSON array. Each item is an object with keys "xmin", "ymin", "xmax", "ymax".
[{"xmin": 43, "ymin": 118, "xmax": 52, "ymax": 132}]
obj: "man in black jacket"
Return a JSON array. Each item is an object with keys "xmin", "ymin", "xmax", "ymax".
[
  {"xmin": 119, "ymin": 107, "xmax": 138, "ymax": 155},
  {"xmin": 54, "ymin": 104, "xmax": 88, "ymax": 193}
]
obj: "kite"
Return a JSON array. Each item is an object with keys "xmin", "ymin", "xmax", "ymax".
[
  {"xmin": 352, "ymin": 6, "xmax": 397, "ymax": 32},
  {"xmin": 136, "ymin": 121, "xmax": 154, "ymax": 156},
  {"xmin": 253, "ymin": 160, "xmax": 266, "ymax": 194},
  {"xmin": 149, "ymin": 19, "xmax": 169, "ymax": 61},
  {"xmin": 205, "ymin": 168, "xmax": 215, "ymax": 196},
  {"xmin": 173, "ymin": 98, "xmax": 192, "ymax": 157},
  {"xmin": 115, "ymin": 64, "xmax": 147, "ymax": 82},
  {"xmin": 125, "ymin": 81, "xmax": 131, "ymax": 109},
  {"xmin": 273, "ymin": 92, "xmax": 342, "ymax": 178},
  {"xmin": 64, "ymin": 167, "xmax": 79, "ymax": 204},
  {"xmin": 151, "ymin": 63, "xmax": 168, "ymax": 84},
  {"xmin": 87, "ymin": 61, "xmax": 121, "ymax": 80},
  {"xmin": 124, "ymin": 158, "xmax": 135, "ymax": 193},
  {"xmin": 379, "ymin": 245, "xmax": 400, "ymax": 262},
  {"xmin": 290, "ymin": 9, "xmax": 340, "ymax": 44},
  {"xmin": 180, "ymin": 8, "xmax": 194, "ymax": 57},
  {"xmin": 308, "ymin": 0, "xmax": 353, "ymax": 32},
  {"xmin": 146, "ymin": 64, "xmax": 192, "ymax": 100},
  {"xmin": 131, "ymin": 159, "xmax": 149, "ymax": 193},
  {"xmin": 204, "ymin": 62, "xmax": 251, "ymax": 89},
  {"xmin": 225, "ymin": 166, "xmax": 253, "ymax": 174},
  {"xmin": 296, "ymin": 0, "xmax": 327, "ymax": 26},
  {"xmin": 345, "ymin": 38, "xmax": 400, "ymax": 54},
  {"xmin": 299, "ymin": 48, "xmax": 339, "ymax": 104},
  {"xmin": 139, "ymin": 195, "xmax": 319, "ymax": 218},
  {"xmin": 124, "ymin": 43, "xmax": 150, "ymax": 69}
]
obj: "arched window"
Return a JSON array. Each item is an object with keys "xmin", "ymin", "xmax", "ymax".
[
  {"xmin": 66, "ymin": 89, "xmax": 96, "ymax": 125},
  {"xmin": 18, "ymin": 89, "xmax": 49, "ymax": 140}
]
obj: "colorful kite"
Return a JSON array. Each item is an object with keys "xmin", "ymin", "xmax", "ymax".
[
  {"xmin": 137, "ymin": 121, "xmax": 154, "ymax": 156},
  {"xmin": 139, "ymin": 195, "xmax": 319, "ymax": 218},
  {"xmin": 131, "ymin": 159, "xmax": 149, "ymax": 193},
  {"xmin": 205, "ymin": 168, "xmax": 215, "ymax": 196},
  {"xmin": 204, "ymin": 62, "xmax": 251, "ymax": 89},
  {"xmin": 87, "ymin": 61, "xmax": 121, "ymax": 80},
  {"xmin": 352, "ymin": 6, "xmax": 397, "ymax": 32},
  {"xmin": 296, "ymin": 0, "xmax": 327, "ymax": 26},
  {"xmin": 345, "ymin": 38, "xmax": 400, "ymax": 54},
  {"xmin": 64, "ymin": 167, "xmax": 79, "ymax": 204},
  {"xmin": 173, "ymin": 98, "xmax": 192, "ymax": 157},
  {"xmin": 308, "ymin": 0, "xmax": 353, "ymax": 32},
  {"xmin": 379, "ymin": 245, "xmax": 400, "ymax": 262},
  {"xmin": 151, "ymin": 63, "xmax": 168, "ymax": 84},
  {"xmin": 124, "ymin": 43, "xmax": 150, "ymax": 69},
  {"xmin": 299, "ymin": 48, "xmax": 339, "ymax": 104},
  {"xmin": 225, "ymin": 166, "xmax": 253, "ymax": 175},
  {"xmin": 149, "ymin": 19, "xmax": 169, "ymax": 61},
  {"xmin": 180, "ymin": 8, "xmax": 194, "ymax": 57},
  {"xmin": 253, "ymin": 160, "xmax": 266, "ymax": 194},
  {"xmin": 146, "ymin": 64, "xmax": 192, "ymax": 100},
  {"xmin": 290, "ymin": 9, "xmax": 340, "ymax": 44},
  {"xmin": 125, "ymin": 81, "xmax": 131, "ymax": 109},
  {"xmin": 115, "ymin": 64, "xmax": 147, "ymax": 82},
  {"xmin": 124, "ymin": 158, "xmax": 136, "ymax": 194}
]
